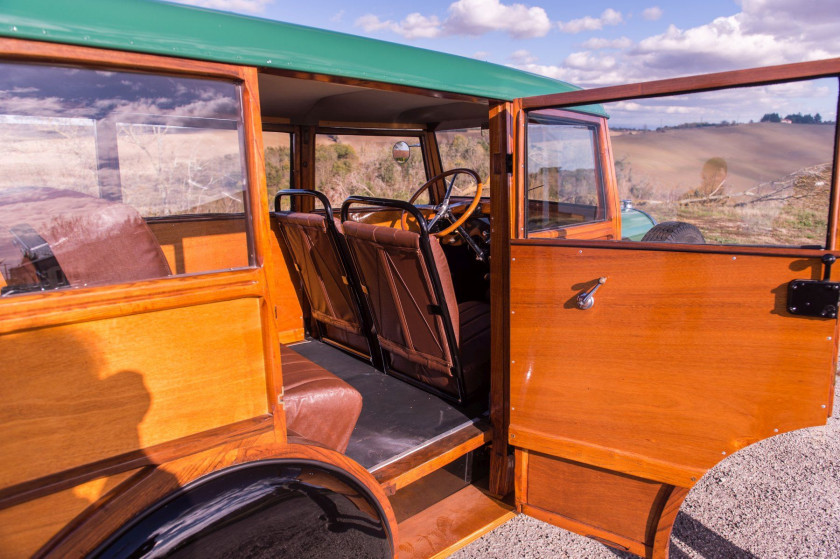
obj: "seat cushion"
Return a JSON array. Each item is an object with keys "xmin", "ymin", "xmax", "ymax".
[
  {"xmin": 281, "ymin": 345, "xmax": 362, "ymax": 453},
  {"xmin": 0, "ymin": 187, "xmax": 171, "ymax": 289}
]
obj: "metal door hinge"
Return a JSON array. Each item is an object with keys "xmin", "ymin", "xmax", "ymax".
[{"xmin": 788, "ymin": 254, "xmax": 840, "ymax": 318}]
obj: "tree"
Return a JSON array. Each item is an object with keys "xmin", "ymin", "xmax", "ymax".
[{"xmin": 760, "ymin": 113, "xmax": 781, "ymax": 123}]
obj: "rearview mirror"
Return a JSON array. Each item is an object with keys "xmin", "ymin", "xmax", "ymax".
[{"xmin": 392, "ymin": 141, "xmax": 411, "ymax": 164}]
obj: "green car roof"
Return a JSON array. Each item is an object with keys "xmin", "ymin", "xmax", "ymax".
[{"xmin": 0, "ymin": 0, "xmax": 584, "ymax": 103}]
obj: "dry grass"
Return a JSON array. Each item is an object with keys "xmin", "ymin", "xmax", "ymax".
[{"xmin": 612, "ymin": 123, "xmax": 835, "ymax": 246}]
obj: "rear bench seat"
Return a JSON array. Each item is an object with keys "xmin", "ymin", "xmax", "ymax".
[{"xmin": 280, "ymin": 344, "xmax": 362, "ymax": 453}]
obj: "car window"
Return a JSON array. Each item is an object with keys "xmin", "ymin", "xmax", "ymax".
[
  {"xmin": 606, "ymin": 78, "xmax": 837, "ymax": 246},
  {"xmin": 315, "ymin": 133, "xmax": 428, "ymax": 208},
  {"xmin": 525, "ymin": 112, "xmax": 607, "ymax": 234},
  {"xmin": 264, "ymin": 130, "xmax": 293, "ymax": 209},
  {"xmin": 0, "ymin": 62, "xmax": 251, "ymax": 296},
  {"xmin": 437, "ymin": 128, "xmax": 491, "ymax": 199}
]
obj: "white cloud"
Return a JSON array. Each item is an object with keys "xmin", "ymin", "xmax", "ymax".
[
  {"xmin": 355, "ymin": 13, "xmax": 442, "ymax": 39},
  {"xmin": 330, "ymin": 10, "xmax": 345, "ymax": 23},
  {"xmin": 514, "ymin": 0, "xmax": 840, "ymax": 88},
  {"xmin": 509, "ymin": 49, "xmax": 537, "ymax": 64},
  {"xmin": 582, "ymin": 36, "xmax": 633, "ymax": 49},
  {"xmin": 446, "ymin": 0, "xmax": 551, "ymax": 38},
  {"xmin": 474, "ymin": 51, "xmax": 490, "ymax": 60},
  {"xmin": 356, "ymin": 0, "xmax": 551, "ymax": 40},
  {"xmin": 171, "ymin": 0, "xmax": 273, "ymax": 14},
  {"xmin": 558, "ymin": 9, "xmax": 624, "ymax": 34},
  {"xmin": 642, "ymin": 6, "xmax": 663, "ymax": 21}
]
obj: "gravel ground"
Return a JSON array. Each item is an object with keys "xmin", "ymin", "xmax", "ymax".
[{"xmin": 453, "ymin": 382, "xmax": 840, "ymax": 559}]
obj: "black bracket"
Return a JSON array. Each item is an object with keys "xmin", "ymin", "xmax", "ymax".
[
  {"xmin": 787, "ymin": 254, "xmax": 840, "ymax": 319},
  {"xmin": 0, "ymin": 224, "xmax": 69, "ymax": 296}
]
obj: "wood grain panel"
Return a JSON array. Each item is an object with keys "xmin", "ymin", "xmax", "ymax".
[
  {"xmin": 525, "ymin": 452, "xmax": 670, "ymax": 548},
  {"xmin": 268, "ymin": 216, "xmax": 305, "ymax": 343},
  {"xmin": 397, "ymin": 484, "xmax": 515, "ymax": 559},
  {"xmin": 0, "ymin": 298, "xmax": 268, "ymax": 489},
  {"xmin": 509, "ymin": 245, "xmax": 836, "ymax": 486},
  {"xmin": 372, "ymin": 420, "xmax": 490, "ymax": 495},
  {"xmin": 147, "ymin": 218, "xmax": 248, "ymax": 275},
  {"xmin": 0, "ymin": 469, "xmax": 138, "ymax": 559}
]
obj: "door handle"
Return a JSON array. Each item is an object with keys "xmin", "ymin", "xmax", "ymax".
[{"xmin": 577, "ymin": 277, "xmax": 606, "ymax": 310}]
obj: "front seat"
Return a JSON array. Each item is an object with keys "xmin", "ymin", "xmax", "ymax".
[
  {"xmin": 340, "ymin": 196, "xmax": 490, "ymax": 405},
  {"xmin": 272, "ymin": 190, "xmax": 378, "ymax": 364}
]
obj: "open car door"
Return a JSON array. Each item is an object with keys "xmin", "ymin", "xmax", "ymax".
[{"xmin": 506, "ymin": 59, "xmax": 840, "ymax": 558}]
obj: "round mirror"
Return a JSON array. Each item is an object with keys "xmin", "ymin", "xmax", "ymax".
[{"xmin": 392, "ymin": 141, "xmax": 411, "ymax": 164}]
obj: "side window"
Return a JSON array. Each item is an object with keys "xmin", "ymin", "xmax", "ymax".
[
  {"xmin": 437, "ymin": 128, "xmax": 491, "ymax": 198},
  {"xmin": 0, "ymin": 62, "xmax": 251, "ymax": 296},
  {"xmin": 314, "ymin": 133, "xmax": 428, "ymax": 207},
  {"xmin": 607, "ymin": 78, "xmax": 837, "ymax": 246},
  {"xmin": 525, "ymin": 112, "xmax": 606, "ymax": 234},
  {"xmin": 264, "ymin": 130, "xmax": 293, "ymax": 208}
]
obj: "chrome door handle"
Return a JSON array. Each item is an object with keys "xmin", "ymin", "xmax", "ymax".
[{"xmin": 577, "ymin": 277, "xmax": 607, "ymax": 310}]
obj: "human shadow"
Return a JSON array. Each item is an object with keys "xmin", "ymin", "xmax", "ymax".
[{"xmin": 0, "ymin": 328, "xmax": 179, "ymax": 555}]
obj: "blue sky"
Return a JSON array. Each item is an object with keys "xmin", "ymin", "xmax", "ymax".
[
  {"xmin": 167, "ymin": 0, "xmax": 839, "ymax": 89},
  {"xmin": 166, "ymin": 0, "xmax": 838, "ymax": 126}
]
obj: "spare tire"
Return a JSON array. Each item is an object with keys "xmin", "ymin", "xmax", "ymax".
[{"xmin": 641, "ymin": 221, "xmax": 706, "ymax": 243}]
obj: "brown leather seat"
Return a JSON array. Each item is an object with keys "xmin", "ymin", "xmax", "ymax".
[
  {"xmin": 0, "ymin": 187, "xmax": 171, "ymax": 294},
  {"xmin": 281, "ymin": 345, "xmax": 362, "ymax": 453},
  {"xmin": 340, "ymin": 197, "xmax": 490, "ymax": 404},
  {"xmin": 273, "ymin": 190, "xmax": 377, "ymax": 362}
]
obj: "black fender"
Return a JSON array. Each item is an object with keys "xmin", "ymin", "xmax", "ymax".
[{"xmin": 91, "ymin": 459, "xmax": 394, "ymax": 559}]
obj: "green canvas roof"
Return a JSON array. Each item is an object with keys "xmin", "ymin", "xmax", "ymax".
[{"xmin": 0, "ymin": 0, "xmax": 583, "ymax": 102}]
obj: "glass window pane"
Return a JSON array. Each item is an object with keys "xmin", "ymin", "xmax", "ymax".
[
  {"xmin": 608, "ymin": 78, "xmax": 837, "ymax": 246},
  {"xmin": 0, "ymin": 62, "xmax": 250, "ymax": 297},
  {"xmin": 437, "ymin": 128, "xmax": 491, "ymax": 198},
  {"xmin": 526, "ymin": 113, "xmax": 605, "ymax": 233},
  {"xmin": 264, "ymin": 130, "xmax": 292, "ymax": 209},
  {"xmin": 315, "ymin": 134, "xmax": 427, "ymax": 207}
]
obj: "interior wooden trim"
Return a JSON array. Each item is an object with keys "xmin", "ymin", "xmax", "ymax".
[
  {"xmin": 318, "ymin": 121, "xmax": 426, "ymax": 130},
  {"xmin": 521, "ymin": 57, "xmax": 840, "ymax": 109},
  {"xmin": 372, "ymin": 420, "xmax": 490, "ymax": 495},
  {"xmin": 0, "ymin": 415, "xmax": 274, "ymax": 511},
  {"xmin": 260, "ymin": 66, "xmax": 494, "ymax": 105},
  {"xmin": 262, "ymin": 116, "xmax": 292, "ymax": 125},
  {"xmin": 488, "ymin": 101, "xmax": 515, "ymax": 497},
  {"xmin": 0, "ymin": 269, "xmax": 263, "ymax": 335},
  {"xmin": 509, "ymin": 426, "xmax": 705, "ymax": 488}
]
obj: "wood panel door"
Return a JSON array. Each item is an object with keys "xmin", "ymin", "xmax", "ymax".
[{"xmin": 507, "ymin": 59, "xmax": 840, "ymax": 557}]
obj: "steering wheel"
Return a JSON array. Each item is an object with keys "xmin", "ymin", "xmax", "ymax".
[{"xmin": 401, "ymin": 168, "xmax": 484, "ymax": 237}]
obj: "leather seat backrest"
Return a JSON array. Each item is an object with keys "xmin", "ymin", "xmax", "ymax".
[
  {"xmin": 0, "ymin": 187, "xmax": 171, "ymax": 292},
  {"xmin": 274, "ymin": 211, "xmax": 373, "ymax": 359},
  {"xmin": 341, "ymin": 220, "xmax": 463, "ymax": 399}
]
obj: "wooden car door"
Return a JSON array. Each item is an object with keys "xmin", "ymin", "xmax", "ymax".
[{"xmin": 507, "ymin": 59, "xmax": 840, "ymax": 558}]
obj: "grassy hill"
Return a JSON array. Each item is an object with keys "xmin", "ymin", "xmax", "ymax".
[{"xmin": 610, "ymin": 123, "xmax": 835, "ymax": 245}]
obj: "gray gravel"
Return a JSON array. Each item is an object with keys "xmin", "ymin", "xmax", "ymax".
[{"xmin": 453, "ymin": 382, "xmax": 840, "ymax": 559}]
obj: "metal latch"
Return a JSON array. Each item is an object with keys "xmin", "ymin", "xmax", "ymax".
[{"xmin": 788, "ymin": 254, "xmax": 840, "ymax": 318}]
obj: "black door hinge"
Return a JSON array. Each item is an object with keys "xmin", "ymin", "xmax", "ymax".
[{"xmin": 788, "ymin": 254, "xmax": 840, "ymax": 318}]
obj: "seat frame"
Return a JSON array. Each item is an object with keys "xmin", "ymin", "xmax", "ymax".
[
  {"xmin": 340, "ymin": 196, "xmax": 471, "ymax": 405},
  {"xmin": 273, "ymin": 189, "xmax": 381, "ymax": 367}
]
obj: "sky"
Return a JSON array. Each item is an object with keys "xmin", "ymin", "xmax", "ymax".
[{"xmin": 166, "ymin": 0, "xmax": 840, "ymax": 126}]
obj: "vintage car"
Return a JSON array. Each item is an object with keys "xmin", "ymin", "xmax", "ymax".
[{"xmin": 0, "ymin": 1, "xmax": 837, "ymax": 558}]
